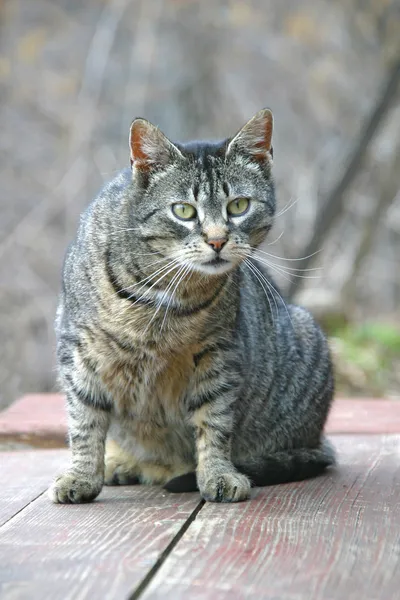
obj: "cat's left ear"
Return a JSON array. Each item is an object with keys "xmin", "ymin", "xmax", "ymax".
[
  {"xmin": 226, "ymin": 108, "xmax": 273, "ymax": 162},
  {"xmin": 129, "ymin": 118, "xmax": 183, "ymax": 172}
]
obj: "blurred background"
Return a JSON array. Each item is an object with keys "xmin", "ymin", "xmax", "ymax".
[{"xmin": 0, "ymin": 0, "xmax": 399, "ymax": 410}]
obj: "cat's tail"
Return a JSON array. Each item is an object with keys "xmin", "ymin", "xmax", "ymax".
[
  {"xmin": 238, "ymin": 437, "xmax": 336, "ymax": 487},
  {"xmin": 163, "ymin": 438, "xmax": 336, "ymax": 493}
]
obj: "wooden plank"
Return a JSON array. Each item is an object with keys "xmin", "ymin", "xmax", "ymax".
[
  {"xmin": 0, "ymin": 473, "xmax": 201, "ymax": 600},
  {"xmin": 0, "ymin": 450, "xmax": 69, "ymax": 527},
  {"xmin": 141, "ymin": 435, "xmax": 400, "ymax": 600},
  {"xmin": 5, "ymin": 396, "xmax": 400, "ymax": 450},
  {"xmin": 0, "ymin": 395, "xmax": 67, "ymax": 447},
  {"xmin": 326, "ymin": 399, "xmax": 400, "ymax": 434}
]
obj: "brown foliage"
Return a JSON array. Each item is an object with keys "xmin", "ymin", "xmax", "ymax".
[{"xmin": 0, "ymin": 0, "xmax": 399, "ymax": 407}]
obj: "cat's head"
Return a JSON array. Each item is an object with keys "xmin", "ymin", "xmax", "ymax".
[{"xmin": 129, "ymin": 109, "xmax": 275, "ymax": 276}]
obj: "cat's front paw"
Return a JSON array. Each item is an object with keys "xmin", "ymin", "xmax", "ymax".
[
  {"xmin": 48, "ymin": 471, "xmax": 103, "ymax": 504},
  {"xmin": 199, "ymin": 470, "xmax": 251, "ymax": 503}
]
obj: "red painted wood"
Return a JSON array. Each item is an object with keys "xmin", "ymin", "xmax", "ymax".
[
  {"xmin": 3, "ymin": 396, "xmax": 400, "ymax": 447},
  {"xmin": 141, "ymin": 435, "xmax": 400, "ymax": 600},
  {"xmin": 326, "ymin": 399, "xmax": 400, "ymax": 434},
  {"xmin": 0, "ymin": 395, "xmax": 67, "ymax": 446},
  {"xmin": 0, "ymin": 458, "xmax": 201, "ymax": 600},
  {"xmin": 0, "ymin": 450, "xmax": 69, "ymax": 527}
]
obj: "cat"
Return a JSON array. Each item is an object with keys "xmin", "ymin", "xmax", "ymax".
[{"xmin": 48, "ymin": 108, "xmax": 335, "ymax": 504}]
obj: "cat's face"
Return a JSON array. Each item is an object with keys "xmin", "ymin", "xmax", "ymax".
[{"xmin": 129, "ymin": 109, "xmax": 275, "ymax": 276}]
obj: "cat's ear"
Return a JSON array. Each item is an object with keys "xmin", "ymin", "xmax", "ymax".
[
  {"xmin": 129, "ymin": 118, "xmax": 183, "ymax": 172},
  {"xmin": 226, "ymin": 108, "xmax": 273, "ymax": 162}
]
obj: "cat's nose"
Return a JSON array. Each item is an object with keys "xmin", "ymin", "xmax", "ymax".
[{"xmin": 206, "ymin": 237, "xmax": 227, "ymax": 253}]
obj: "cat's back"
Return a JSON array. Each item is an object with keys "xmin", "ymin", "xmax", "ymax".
[
  {"xmin": 57, "ymin": 169, "xmax": 133, "ymax": 330},
  {"xmin": 68, "ymin": 167, "xmax": 132, "ymax": 256},
  {"xmin": 236, "ymin": 261, "xmax": 330, "ymax": 380}
]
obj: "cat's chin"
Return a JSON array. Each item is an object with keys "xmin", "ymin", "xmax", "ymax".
[{"xmin": 193, "ymin": 259, "xmax": 235, "ymax": 276}]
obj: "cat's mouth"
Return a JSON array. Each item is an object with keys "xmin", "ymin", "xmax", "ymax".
[
  {"xmin": 193, "ymin": 255, "xmax": 233, "ymax": 275},
  {"xmin": 205, "ymin": 257, "xmax": 229, "ymax": 267}
]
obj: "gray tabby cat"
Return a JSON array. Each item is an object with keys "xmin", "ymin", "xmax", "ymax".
[{"xmin": 49, "ymin": 108, "xmax": 335, "ymax": 504}]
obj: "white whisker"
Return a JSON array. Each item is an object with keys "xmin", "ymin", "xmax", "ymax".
[
  {"xmin": 116, "ymin": 259, "xmax": 177, "ymax": 296},
  {"xmin": 275, "ymin": 198, "xmax": 298, "ymax": 218},
  {"xmin": 144, "ymin": 264, "xmax": 187, "ymax": 333},
  {"xmin": 241, "ymin": 251, "xmax": 320, "ymax": 286},
  {"xmin": 128, "ymin": 261, "xmax": 181, "ymax": 305},
  {"xmin": 144, "ymin": 255, "xmax": 177, "ymax": 269},
  {"xmin": 266, "ymin": 230, "xmax": 284, "ymax": 246},
  {"xmin": 111, "ymin": 227, "xmax": 143, "ymax": 232},
  {"xmin": 243, "ymin": 258, "xmax": 294, "ymax": 331},
  {"xmin": 243, "ymin": 258, "xmax": 277, "ymax": 325},
  {"xmin": 115, "ymin": 249, "xmax": 187, "ymax": 297},
  {"xmin": 252, "ymin": 253, "xmax": 322, "ymax": 279},
  {"xmin": 252, "ymin": 247, "xmax": 323, "ymax": 263},
  {"xmin": 112, "ymin": 250, "xmax": 162, "ymax": 258},
  {"xmin": 132, "ymin": 251, "xmax": 163, "ymax": 257},
  {"xmin": 257, "ymin": 259, "xmax": 319, "ymax": 283},
  {"xmin": 160, "ymin": 263, "xmax": 192, "ymax": 333},
  {"xmin": 250, "ymin": 261, "xmax": 294, "ymax": 330}
]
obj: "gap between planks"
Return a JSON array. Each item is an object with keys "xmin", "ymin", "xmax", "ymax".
[
  {"xmin": 0, "ymin": 490, "xmax": 47, "ymax": 530},
  {"xmin": 0, "ymin": 453, "xmax": 204, "ymax": 600},
  {"xmin": 3, "ymin": 436, "xmax": 400, "ymax": 599},
  {"xmin": 128, "ymin": 499, "xmax": 206, "ymax": 600},
  {"xmin": 0, "ymin": 455, "xmax": 205, "ymax": 600}
]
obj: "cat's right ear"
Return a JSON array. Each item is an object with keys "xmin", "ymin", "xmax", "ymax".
[
  {"xmin": 129, "ymin": 119, "xmax": 183, "ymax": 172},
  {"xmin": 226, "ymin": 108, "xmax": 273, "ymax": 163}
]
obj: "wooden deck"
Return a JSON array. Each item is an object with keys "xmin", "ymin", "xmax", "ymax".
[{"xmin": 1, "ymin": 400, "xmax": 400, "ymax": 599}]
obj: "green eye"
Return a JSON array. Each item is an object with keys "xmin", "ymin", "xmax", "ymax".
[
  {"xmin": 172, "ymin": 203, "xmax": 197, "ymax": 220},
  {"xmin": 227, "ymin": 197, "xmax": 250, "ymax": 216}
]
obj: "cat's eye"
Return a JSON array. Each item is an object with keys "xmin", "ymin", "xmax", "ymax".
[
  {"xmin": 172, "ymin": 203, "xmax": 197, "ymax": 221},
  {"xmin": 227, "ymin": 197, "xmax": 250, "ymax": 216}
]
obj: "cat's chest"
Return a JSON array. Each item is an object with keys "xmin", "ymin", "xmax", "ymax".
[{"xmin": 97, "ymin": 343, "xmax": 196, "ymax": 421}]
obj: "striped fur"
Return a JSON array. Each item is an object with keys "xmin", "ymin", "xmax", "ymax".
[{"xmin": 48, "ymin": 109, "xmax": 335, "ymax": 504}]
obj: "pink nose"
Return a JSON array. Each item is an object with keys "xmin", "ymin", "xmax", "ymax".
[{"xmin": 207, "ymin": 238, "xmax": 227, "ymax": 252}]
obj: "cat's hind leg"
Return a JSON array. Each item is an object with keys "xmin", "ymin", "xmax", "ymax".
[
  {"xmin": 105, "ymin": 438, "xmax": 195, "ymax": 486},
  {"xmin": 104, "ymin": 439, "xmax": 140, "ymax": 485},
  {"xmin": 237, "ymin": 438, "xmax": 336, "ymax": 487}
]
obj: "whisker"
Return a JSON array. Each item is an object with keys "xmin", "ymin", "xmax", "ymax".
[
  {"xmin": 253, "ymin": 251, "xmax": 322, "ymax": 272},
  {"xmin": 116, "ymin": 249, "xmax": 186, "ymax": 296},
  {"xmin": 251, "ymin": 261, "xmax": 295, "ymax": 330},
  {"xmin": 116, "ymin": 259, "xmax": 178, "ymax": 296},
  {"xmin": 243, "ymin": 258, "xmax": 277, "ymax": 325},
  {"xmin": 160, "ymin": 263, "xmax": 192, "ymax": 333},
  {"xmin": 132, "ymin": 252, "xmax": 164, "ymax": 257},
  {"xmin": 266, "ymin": 230, "xmax": 284, "ymax": 246},
  {"xmin": 98, "ymin": 168, "xmax": 123, "ymax": 177},
  {"xmin": 144, "ymin": 255, "xmax": 177, "ymax": 269},
  {"xmin": 257, "ymin": 259, "xmax": 320, "ymax": 283},
  {"xmin": 144, "ymin": 264, "xmax": 187, "ymax": 333},
  {"xmin": 252, "ymin": 253, "xmax": 322, "ymax": 277},
  {"xmin": 275, "ymin": 198, "xmax": 298, "ymax": 218},
  {"xmin": 111, "ymin": 250, "xmax": 162, "ymax": 258},
  {"xmin": 241, "ymin": 251, "xmax": 320, "ymax": 285},
  {"xmin": 128, "ymin": 261, "xmax": 182, "ymax": 305},
  {"xmin": 111, "ymin": 227, "xmax": 143, "ymax": 232},
  {"xmin": 252, "ymin": 247, "xmax": 323, "ymax": 263},
  {"xmin": 138, "ymin": 250, "xmax": 187, "ymax": 278},
  {"xmin": 245, "ymin": 259, "xmax": 295, "ymax": 331}
]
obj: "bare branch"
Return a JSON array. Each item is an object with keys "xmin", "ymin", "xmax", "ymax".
[
  {"xmin": 340, "ymin": 144, "xmax": 400, "ymax": 310},
  {"xmin": 288, "ymin": 53, "xmax": 400, "ymax": 298},
  {"xmin": 0, "ymin": 0, "xmax": 129, "ymax": 261}
]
